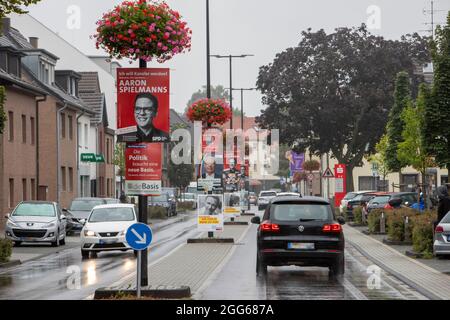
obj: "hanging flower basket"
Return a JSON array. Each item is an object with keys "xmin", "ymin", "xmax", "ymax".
[
  {"xmin": 93, "ymin": 0, "xmax": 192, "ymax": 62},
  {"xmin": 303, "ymin": 159, "xmax": 320, "ymax": 172},
  {"xmin": 186, "ymin": 98, "xmax": 232, "ymax": 126},
  {"xmin": 293, "ymin": 172, "xmax": 308, "ymax": 183}
]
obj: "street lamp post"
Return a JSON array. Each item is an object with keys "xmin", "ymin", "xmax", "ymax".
[
  {"xmin": 211, "ymin": 55, "xmax": 254, "ymax": 129},
  {"xmin": 206, "ymin": 0, "xmax": 211, "ymax": 98},
  {"xmin": 231, "ymin": 88, "xmax": 256, "ymax": 130}
]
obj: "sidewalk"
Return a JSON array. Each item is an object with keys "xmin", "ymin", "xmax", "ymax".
[
  {"xmin": 344, "ymin": 225, "xmax": 450, "ymax": 300},
  {"xmin": 96, "ymin": 214, "xmax": 252, "ymax": 298}
]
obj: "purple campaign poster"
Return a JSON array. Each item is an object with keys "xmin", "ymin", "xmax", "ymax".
[{"xmin": 288, "ymin": 151, "xmax": 305, "ymax": 176}]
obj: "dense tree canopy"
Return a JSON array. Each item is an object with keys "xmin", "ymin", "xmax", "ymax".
[
  {"xmin": 425, "ymin": 12, "xmax": 450, "ymax": 169},
  {"xmin": 256, "ymin": 25, "xmax": 429, "ymax": 191},
  {"xmin": 386, "ymin": 72, "xmax": 411, "ymax": 173}
]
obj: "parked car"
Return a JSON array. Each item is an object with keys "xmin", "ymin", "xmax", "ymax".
[
  {"xmin": 80, "ymin": 204, "xmax": 138, "ymax": 259},
  {"xmin": 257, "ymin": 190, "xmax": 278, "ymax": 210},
  {"xmin": 65, "ymin": 197, "xmax": 108, "ymax": 233},
  {"xmin": 340, "ymin": 190, "xmax": 376, "ymax": 214},
  {"xmin": 178, "ymin": 193, "xmax": 197, "ymax": 209},
  {"xmin": 434, "ymin": 211, "xmax": 450, "ymax": 257},
  {"xmin": 5, "ymin": 201, "xmax": 67, "ymax": 247},
  {"xmin": 162, "ymin": 187, "xmax": 177, "ymax": 201},
  {"xmin": 249, "ymin": 192, "xmax": 257, "ymax": 205},
  {"xmin": 366, "ymin": 192, "xmax": 418, "ymax": 213},
  {"xmin": 251, "ymin": 195, "xmax": 346, "ymax": 276},
  {"xmin": 148, "ymin": 192, "xmax": 177, "ymax": 217}
]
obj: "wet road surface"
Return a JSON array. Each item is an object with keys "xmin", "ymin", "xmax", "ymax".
[
  {"xmin": 199, "ymin": 210, "xmax": 427, "ymax": 300},
  {"xmin": 0, "ymin": 214, "xmax": 200, "ymax": 300}
]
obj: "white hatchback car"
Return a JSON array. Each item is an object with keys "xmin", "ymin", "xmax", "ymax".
[{"xmin": 80, "ymin": 204, "xmax": 138, "ymax": 259}]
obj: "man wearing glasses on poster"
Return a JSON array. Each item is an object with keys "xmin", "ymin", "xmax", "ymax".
[{"xmin": 134, "ymin": 93, "xmax": 170, "ymax": 142}]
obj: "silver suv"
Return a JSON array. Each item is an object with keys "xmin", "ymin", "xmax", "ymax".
[{"xmin": 257, "ymin": 190, "xmax": 278, "ymax": 210}]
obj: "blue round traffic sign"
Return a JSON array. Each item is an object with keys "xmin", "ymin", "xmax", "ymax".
[{"xmin": 126, "ymin": 223, "xmax": 153, "ymax": 251}]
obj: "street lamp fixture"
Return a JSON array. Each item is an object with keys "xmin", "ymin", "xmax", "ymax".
[{"xmin": 211, "ymin": 54, "xmax": 254, "ymax": 129}]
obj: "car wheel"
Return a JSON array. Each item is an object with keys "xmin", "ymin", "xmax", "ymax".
[
  {"xmin": 51, "ymin": 231, "xmax": 60, "ymax": 247},
  {"xmin": 256, "ymin": 253, "xmax": 267, "ymax": 277},
  {"xmin": 81, "ymin": 250, "xmax": 90, "ymax": 259},
  {"xmin": 60, "ymin": 236, "xmax": 66, "ymax": 246},
  {"xmin": 330, "ymin": 255, "xmax": 345, "ymax": 275},
  {"xmin": 13, "ymin": 241, "xmax": 22, "ymax": 247}
]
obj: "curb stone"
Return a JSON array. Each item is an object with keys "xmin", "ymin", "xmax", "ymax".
[
  {"xmin": 0, "ymin": 260, "xmax": 21, "ymax": 268},
  {"xmin": 187, "ymin": 238, "xmax": 234, "ymax": 244},
  {"xmin": 94, "ymin": 285, "xmax": 191, "ymax": 299}
]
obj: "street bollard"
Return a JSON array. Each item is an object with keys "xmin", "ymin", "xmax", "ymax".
[
  {"xmin": 380, "ymin": 212, "xmax": 386, "ymax": 234},
  {"xmin": 362, "ymin": 209, "xmax": 367, "ymax": 225},
  {"xmin": 404, "ymin": 216, "xmax": 411, "ymax": 242}
]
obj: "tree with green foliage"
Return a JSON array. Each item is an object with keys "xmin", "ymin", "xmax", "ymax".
[
  {"xmin": 114, "ymin": 142, "xmax": 126, "ymax": 193},
  {"xmin": 386, "ymin": 72, "xmax": 411, "ymax": 176},
  {"xmin": 0, "ymin": 0, "xmax": 42, "ymax": 18},
  {"xmin": 424, "ymin": 12, "xmax": 450, "ymax": 169},
  {"xmin": 256, "ymin": 25, "xmax": 429, "ymax": 191},
  {"xmin": 398, "ymin": 84, "xmax": 436, "ymax": 206},
  {"xmin": 367, "ymin": 134, "xmax": 391, "ymax": 191},
  {"xmin": 168, "ymin": 123, "xmax": 194, "ymax": 193}
]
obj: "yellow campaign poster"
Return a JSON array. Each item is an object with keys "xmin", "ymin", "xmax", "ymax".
[
  {"xmin": 223, "ymin": 193, "xmax": 241, "ymax": 219},
  {"xmin": 197, "ymin": 194, "xmax": 224, "ymax": 232}
]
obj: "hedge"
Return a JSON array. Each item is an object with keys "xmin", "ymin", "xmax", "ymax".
[
  {"xmin": 410, "ymin": 211, "xmax": 436, "ymax": 256},
  {"xmin": 0, "ymin": 239, "xmax": 12, "ymax": 263},
  {"xmin": 367, "ymin": 209, "xmax": 386, "ymax": 233},
  {"xmin": 353, "ymin": 207, "xmax": 363, "ymax": 225},
  {"xmin": 386, "ymin": 208, "xmax": 418, "ymax": 242},
  {"xmin": 177, "ymin": 201, "xmax": 195, "ymax": 212},
  {"xmin": 147, "ymin": 207, "xmax": 168, "ymax": 220}
]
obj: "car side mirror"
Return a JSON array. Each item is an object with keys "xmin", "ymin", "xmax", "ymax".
[
  {"xmin": 5, "ymin": 213, "xmax": 10, "ymax": 219},
  {"xmin": 80, "ymin": 219, "xmax": 86, "ymax": 225},
  {"xmin": 63, "ymin": 208, "xmax": 68, "ymax": 212},
  {"xmin": 60, "ymin": 214, "xmax": 67, "ymax": 220},
  {"xmin": 337, "ymin": 216, "xmax": 346, "ymax": 225},
  {"xmin": 251, "ymin": 216, "xmax": 261, "ymax": 224},
  {"xmin": 388, "ymin": 198, "xmax": 402, "ymax": 208}
]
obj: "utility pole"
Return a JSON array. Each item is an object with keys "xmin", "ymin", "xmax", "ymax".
[
  {"xmin": 206, "ymin": 0, "xmax": 211, "ymax": 98},
  {"xmin": 231, "ymin": 88, "xmax": 256, "ymax": 130},
  {"xmin": 422, "ymin": 1, "xmax": 446, "ymax": 40},
  {"xmin": 211, "ymin": 55, "xmax": 254, "ymax": 129}
]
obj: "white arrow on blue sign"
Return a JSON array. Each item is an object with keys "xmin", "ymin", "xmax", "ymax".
[{"xmin": 126, "ymin": 223, "xmax": 153, "ymax": 251}]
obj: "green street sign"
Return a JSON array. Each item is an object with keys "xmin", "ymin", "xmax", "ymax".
[
  {"xmin": 81, "ymin": 153, "xmax": 96, "ymax": 162},
  {"xmin": 95, "ymin": 154, "xmax": 105, "ymax": 163}
]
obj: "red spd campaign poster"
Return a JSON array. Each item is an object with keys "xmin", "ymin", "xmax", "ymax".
[
  {"xmin": 125, "ymin": 143, "xmax": 162, "ymax": 196},
  {"xmin": 117, "ymin": 68, "xmax": 170, "ymax": 143},
  {"xmin": 334, "ymin": 164, "xmax": 347, "ymax": 208}
]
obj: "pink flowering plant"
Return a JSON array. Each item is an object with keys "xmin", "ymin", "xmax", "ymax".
[
  {"xmin": 93, "ymin": 0, "xmax": 192, "ymax": 62},
  {"xmin": 186, "ymin": 99, "xmax": 232, "ymax": 126}
]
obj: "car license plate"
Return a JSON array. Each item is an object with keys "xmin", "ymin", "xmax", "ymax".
[
  {"xmin": 288, "ymin": 242, "xmax": 315, "ymax": 250},
  {"xmin": 21, "ymin": 238, "xmax": 34, "ymax": 242},
  {"xmin": 100, "ymin": 238, "xmax": 118, "ymax": 244}
]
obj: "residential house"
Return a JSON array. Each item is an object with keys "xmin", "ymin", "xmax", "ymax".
[
  {"xmin": 0, "ymin": 18, "xmax": 47, "ymax": 224},
  {"xmin": 78, "ymin": 71, "xmax": 115, "ymax": 198}
]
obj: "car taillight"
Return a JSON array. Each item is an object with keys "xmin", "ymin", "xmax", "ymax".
[
  {"xmin": 384, "ymin": 203, "xmax": 393, "ymax": 209},
  {"xmin": 260, "ymin": 221, "xmax": 280, "ymax": 232},
  {"xmin": 323, "ymin": 224, "xmax": 342, "ymax": 233},
  {"xmin": 435, "ymin": 226, "xmax": 444, "ymax": 233}
]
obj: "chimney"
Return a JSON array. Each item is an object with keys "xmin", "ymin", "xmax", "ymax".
[
  {"xmin": 29, "ymin": 37, "xmax": 39, "ymax": 49},
  {"xmin": 1, "ymin": 18, "xmax": 11, "ymax": 34}
]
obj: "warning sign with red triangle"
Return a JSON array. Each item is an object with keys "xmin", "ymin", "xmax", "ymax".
[{"xmin": 322, "ymin": 167, "xmax": 334, "ymax": 178}]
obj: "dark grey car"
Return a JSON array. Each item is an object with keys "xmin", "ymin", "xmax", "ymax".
[{"xmin": 65, "ymin": 198, "xmax": 107, "ymax": 233}]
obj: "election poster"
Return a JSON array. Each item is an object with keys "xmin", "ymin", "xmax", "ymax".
[
  {"xmin": 125, "ymin": 143, "xmax": 162, "ymax": 196},
  {"xmin": 117, "ymin": 68, "xmax": 170, "ymax": 143},
  {"xmin": 197, "ymin": 194, "xmax": 224, "ymax": 232},
  {"xmin": 223, "ymin": 193, "xmax": 241, "ymax": 219}
]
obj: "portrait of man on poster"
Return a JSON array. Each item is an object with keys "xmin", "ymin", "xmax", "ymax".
[{"xmin": 134, "ymin": 93, "xmax": 170, "ymax": 142}]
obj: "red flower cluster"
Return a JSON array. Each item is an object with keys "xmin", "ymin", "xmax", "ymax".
[
  {"xmin": 186, "ymin": 98, "xmax": 232, "ymax": 126},
  {"xmin": 93, "ymin": 0, "xmax": 192, "ymax": 63}
]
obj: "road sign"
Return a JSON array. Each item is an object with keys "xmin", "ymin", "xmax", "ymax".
[
  {"xmin": 126, "ymin": 223, "xmax": 153, "ymax": 251},
  {"xmin": 322, "ymin": 168, "xmax": 334, "ymax": 178}
]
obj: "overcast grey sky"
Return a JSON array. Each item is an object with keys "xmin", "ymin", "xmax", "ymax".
[{"xmin": 23, "ymin": 0, "xmax": 449, "ymax": 116}]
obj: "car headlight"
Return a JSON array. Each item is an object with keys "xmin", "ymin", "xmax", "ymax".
[
  {"xmin": 6, "ymin": 219, "xmax": 20, "ymax": 228},
  {"xmin": 84, "ymin": 230, "xmax": 96, "ymax": 237},
  {"xmin": 42, "ymin": 221, "xmax": 57, "ymax": 228}
]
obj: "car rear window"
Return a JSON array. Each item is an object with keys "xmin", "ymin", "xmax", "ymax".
[
  {"xmin": 400, "ymin": 194, "xmax": 417, "ymax": 204},
  {"xmin": 441, "ymin": 212, "xmax": 450, "ymax": 223},
  {"xmin": 344, "ymin": 192, "xmax": 357, "ymax": 200},
  {"xmin": 369, "ymin": 196, "xmax": 390, "ymax": 205},
  {"xmin": 89, "ymin": 208, "xmax": 135, "ymax": 222},
  {"xmin": 13, "ymin": 203, "xmax": 55, "ymax": 217},
  {"xmin": 260, "ymin": 192, "xmax": 277, "ymax": 197},
  {"xmin": 270, "ymin": 203, "xmax": 332, "ymax": 221},
  {"xmin": 70, "ymin": 199, "xmax": 105, "ymax": 211}
]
